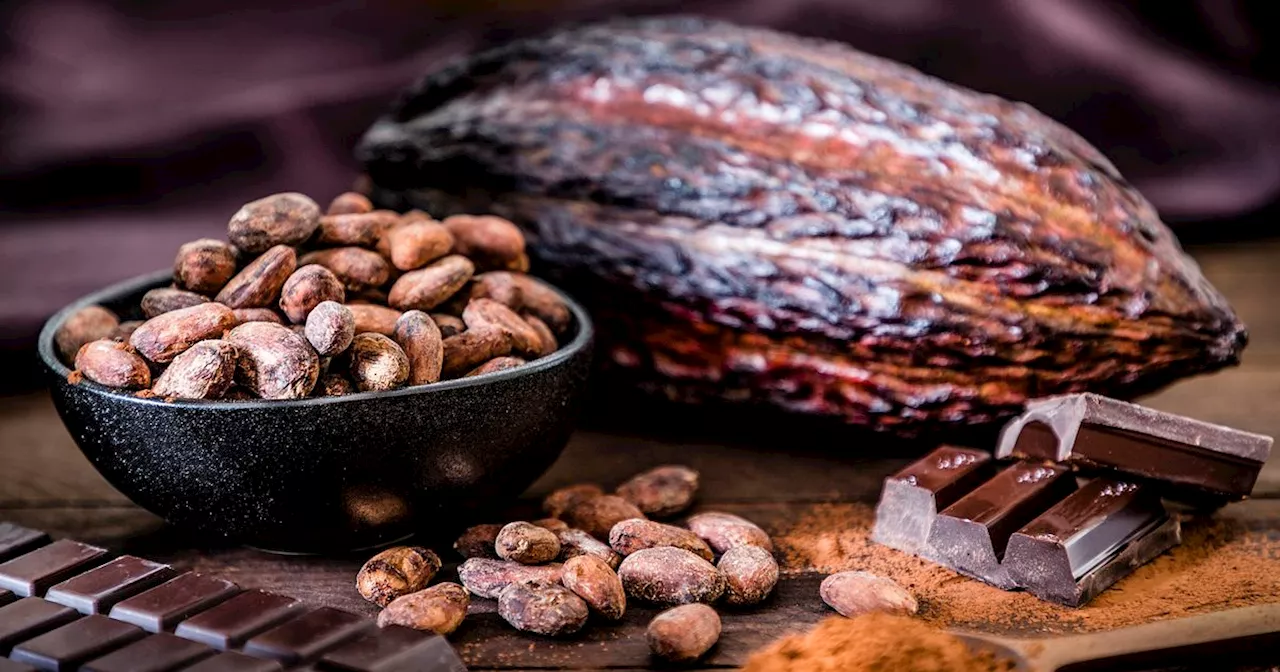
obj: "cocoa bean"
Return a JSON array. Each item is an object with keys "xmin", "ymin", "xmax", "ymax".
[
  {"xmin": 717, "ymin": 545, "xmax": 778, "ymax": 606},
  {"xmin": 231, "ymin": 308, "xmax": 284, "ymax": 325},
  {"xmin": 565, "ymin": 495, "xmax": 646, "ymax": 541},
  {"xmin": 227, "ymin": 193, "xmax": 320, "ymax": 254},
  {"xmin": 454, "ymin": 524, "xmax": 504, "ymax": 559},
  {"xmin": 557, "ymin": 529, "xmax": 622, "ymax": 569},
  {"xmin": 609, "ymin": 519, "xmax": 713, "ymax": 562},
  {"xmin": 686, "ymin": 512, "xmax": 774, "ymax": 553},
  {"xmin": 74, "ymin": 340, "xmax": 151, "ymax": 389},
  {"xmin": 388, "ymin": 255, "xmax": 474, "ymax": 311},
  {"xmin": 542, "ymin": 484, "xmax": 604, "ymax": 518},
  {"xmin": 819, "ymin": 570, "xmax": 918, "ymax": 618},
  {"xmin": 463, "ymin": 299, "xmax": 542, "ymax": 358},
  {"xmin": 140, "ymin": 288, "xmax": 211, "ymax": 318},
  {"xmin": 173, "ymin": 239, "xmax": 238, "ymax": 294},
  {"xmin": 524, "ymin": 315, "xmax": 559, "ymax": 357},
  {"xmin": 356, "ymin": 545, "xmax": 442, "ymax": 607},
  {"xmin": 495, "ymin": 522, "xmax": 561, "ymax": 565},
  {"xmin": 616, "ymin": 465, "xmax": 699, "ymax": 518},
  {"xmin": 531, "ymin": 518, "xmax": 569, "ymax": 533},
  {"xmin": 497, "ymin": 583, "xmax": 588, "ymax": 637},
  {"xmin": 442, "ymin": 215, "xmax": 528, "ymax": 272},
  {"xmin": 393, "ymin": 310, "xmax": 443, "ymax": 385},
  {"xmin": 344, "ymin": 333, "xmax": 409, "ymax": 392},
  {"xmin": 465, "ymin": 356, "xmax": 526, "ymax": 377},
  {"xmin": 151, "ymin": 339, "xmax": 237, "ymax": 400},
  {"xmin": 457, "ymin": 558, "xmax": 563, "ymax": 599},
  {"xmin": 316, "ymin": 210, "xmax": 401, "ymax": 247},
  {"xmin": 303, "ymin": 301, "xmax": 355, "ymax": 357},
  {"xmin": 377, "ymin": 582, "xmax": 469, "ymax": 635},
  {"xmin": 387, "ymin": 221, "xmax": 454, "ymax": 271},
  {"xmin": 441, "ymin": 328, "xmax": 511, "ymax": 379},
  {"xmin": 617, "ymin": 547, "xmax": 725, "ymax": 605},
  {"xmin": 510, "ymin": 274, "xmax": 571, "ymax": 335},
  {"xmin": 316, "ymin": 372, "xmax": 355, "ymax": 397},
  {"xmin": 56, "ymin": 305, "xmax": 120, "ymax": 364},
  {"xmin": 215, "ymin": 245, "xmax": 298, "ymax": 309},
  {"xmin": 327, "ymin": 191, "xmax": 373, "ymax": 215},
  {"xmin": 279, "ymin": 264, "xmax": 345, "ymax": 323},
  {"xmin": 225, "ymin": 321, "xmax": 319, "ymax": 399},
  {"xmin": 647, "ymin": 604, "xmax": 720, "ymax": 662},
  {"xmin": 299, "ymin": 247, "xmax": 391, "ymax": 291},
  {"xmin": 347, "ymin": 303, "xmax": 402, "ymax": 336},
  {"xmin": 431, "ymin": 313, "xmax": 465, "ymax": 338},
  {"xmin": 561, "ymin": 555, "xmax": 626, "ymax": 620},
  {"xmin": 470, "ymin": 272, "xmax": 524, "ymax": 309},
  {"xmin": 109, "ymin": 320, "xmax": 143, "ymax": 342},
  {"xmin": 131, "ymin": 302, "xmax": 236, "ymax": 363}
]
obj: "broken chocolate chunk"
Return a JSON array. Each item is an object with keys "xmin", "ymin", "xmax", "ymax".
[{"xmin": 871, "ymin": 446, "xmax": 994, "ymax": 558}]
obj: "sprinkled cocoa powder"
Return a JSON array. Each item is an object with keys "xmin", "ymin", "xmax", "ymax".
[{"xmin": 775, "ymin": 502, "xmax": 1280, "ymax": 635}]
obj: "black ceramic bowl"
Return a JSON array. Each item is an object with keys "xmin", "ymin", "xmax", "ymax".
[{"xmin": 39, "ymin": 270, "xmax": 593, "ymax": 553}]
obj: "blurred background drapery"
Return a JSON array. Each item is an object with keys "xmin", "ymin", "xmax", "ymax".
[{"xmin": 2, "ymin": 0, "xmax": 1279, "ymax": 389}]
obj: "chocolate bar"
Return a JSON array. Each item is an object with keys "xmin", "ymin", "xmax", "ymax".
[
  {"xmin": 0, "ymin": 522, "xmax": 467, "ymax": 671},
  {"xmin": 1004, "ymin": 479, "xmax": 1181, "ymax": 606},
  {"xmin": 997, "ymin": 393, "xmax": 1273, "ymax": 504},
  {"xmin": 871, "ymin": 446, "xmax": 995, "ymax": 558}
]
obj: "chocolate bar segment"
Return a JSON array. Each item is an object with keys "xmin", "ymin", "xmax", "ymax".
[
  {"xmin": 45, "ymin": 556, "xmax": 175, "ymax": 615},
  {"xmin": 243, "ymin": 607, "xmax": 371, "ymax": 665},
  {"xmin": 871, "ymin": 446, "xmax": 994, "ymax": 557},
  {"xmin": 182, "ymin": 651, "xmax": 284, "ymax": 672},
  {"xmin": 109, "ymin": 574, "xmax": 238, "ymax": 633},
  {"xmin": 174, "ymin": 590, "xmax": 302, "ymax": 650},
  {"xmin": 0, "ymin": 527, "xmax": 48, "ymax": 564},
  {"xmin": 927, "ymin": 462, "xmax": 1075, "ymax": 589},
  {"xmin": 0, "ymin": 658, "xmax": 36, "ymax": 672},
  {"xmin": 0, "ymin": 540, "xmax": 108, "ymax": 597},
  {"xmin": 0, "ymin": 598, "xmax": 79, "ymax": 654},
  {"xmin": 81, "ymin": 633, "xmax": 214, "ymax": 672},
  {"xmin": 8, "ymin": 614, "xmax": 145, "ymax": 671},
  {"xmin": 319, "ymin": 626, "xmax": 465, "ymax": 672},
  {"xmin": 997, "ymin": 393, "xmax": 1273, "ymax": 503}
]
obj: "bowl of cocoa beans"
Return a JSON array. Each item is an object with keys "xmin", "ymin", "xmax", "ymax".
[{"xmin": 37, "ymin": 192, "xmax": 594, "ymax": 553}]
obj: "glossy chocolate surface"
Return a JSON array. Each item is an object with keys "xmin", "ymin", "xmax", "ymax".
[
  {"xmin": 174, "ymin": 590, "xmax": 301, "ymax": 649},
  {"xmin": 243, "ymin": 607, "xmax": 370, "ymax": 664},
  {"xmin": 182, "ymin": 651, "xmax": 284, "ymax": 672},
  {"xmin": 319, "ymin": 626, "xmax": 465, "ymax": 671},
  {"xmin": 872, "ymin": 446, "xmax": 994, "ymax": 556},
  {"xmin": 109, "ymin": 574, "xmax": 238, "ymax": 633},
  {"xmin": 8, "ymin": 615, "xmax": 144, "ymax": 671},
  {"xmin": 45, "ymin": 556, "xmax": 174, "ymax": 615},
  {"xmin": 80, "ymin": 633, "xmax": 214, "ymax": 672},
  {"xmin": 0, "ymin": 528, "xmax": 47, "ymax": 565},
  {"xmin": 0, "ymin": 599, "xmax": 78, "ymax": 654},
  {"xmin": 0, "ymin": 540, "xmax": 107, "ymax": 597},
  {"xmin": 0, "ymin": 658, "xmax": 35, "ymax": 671}
]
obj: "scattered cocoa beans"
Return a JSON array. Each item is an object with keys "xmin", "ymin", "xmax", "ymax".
[
  {"xmin": 466, "ymin": 356, "xmax": 527, "ymax": 377},
  {"xmin": 497, "ymin": 583, "xmax": 589, "ymax": 636},
  {"xmin": 561, "ymin": 555, "xmax": 626, "ymax": 620},
  {"xmin": 173, "ymin": 239, "xmax": 237, "ymax": 294},
  {"xmin": 393, "ymin": 311, "xmax": 443, "ymax": 385},
  {"xmin": 557, "ymin": 529, "xmax": 622, "ymax": 569},
  {"xmin": 225, "ymin": 321, "xmax": 319, "ymax": 399},
  {"xmin": 387, "ymin": 221, "xmax": 454, "ymax": 271},
  {"xmin": 299, "ymin": 247, "xmax": 391, "ymax": 291},
  {"xmin": 232, "ymin": 308, "xmax": 284, "ymax": 325},
  {"xmin": 215, "ymin": 245, "xmax": 298, "ymax": 309},
  {"xmin": 304, "ymin": 301, "xmax": 355, "ymax": 356},
  {"xmin": 227, "ymin": 192, "xmax": 321, "ymax": 253},
  {"xmin": 279, "ymin": 264, "xmax": 345, "ymax": 323},
  {"xmin": 56, "ymin": 306, "xmax": 120, "ymax": 363},
  {"xmin": 327, "ymin": 191, "xmax": 373, "ymax": 215},
  {"xmin": 616, "ymin": 465, "xmax": 699, "ymax": 518},
  {"xmin": 74, "ymin": 340, "xmax": 151, "ymax": 389},
  {"xmin": 543, "ymin": 484, "xmax": 604, "ymax": 518},
  {"xmin": 609, "ymin": 519, "xmax": 714, "ymax": 561},
  {"xmin": 647, "ymin": 604, "xmax": 721, "ymax": 662},
  {"xmin": 141, "ymin": 288, "xmax": 210, "ymax": 318},
  {"xmin": 151, "ymin": 340, "xmax": 238, "ymax": 400},
  {"xmin": 431, "ymin": 313, "xmax": 465, "ymax": 338},
  {"xmin": 566, "ymin": 495, "xmax": 646, "ymax": 541},
  {"xmin": 617, "ymin": 547, "xmax": 725, "ymax": 605},
  {"xmin": 457, "ymin": 558, "xmax": 564, "ymax": 599},
  {"xmin": 347, "ymin": 304, "xmax": 402, "ymax": 336},
  {"xmin": 377, "ymin": 582, "xmax": 469, "ymax": 635},
  {"xmin": 441, "ymin": 328, "xmax": 512, "ymax": 379},
  {"xmin": 389, "ymin": 255, "xmax": 475, "ymax": 311},
  {"xmin": 717, "ymin": 545, "xmax": 779, "ymax": 606},
  {"xmin": 819, "ymin": 571, "xmax": 918, "ymax": 618},
  {"xmin": 130, "ymin": 302, "xmax": 236, "ymax": 363},
  {"xmin": 317, "ymin": 210, "xmax": 400, "ymax": 247},
  {"xmin": 443, "ymin": 215, "xmax": 529, "ymax": 272},
  {"xmin": 686, "ymin": 512, "xmax": 775, "ymax": 554},
  {"xmin": 356, "ymin": 545, "xmax": 443, "ymax": 607},
  {"xmin": 454, "ymin": 524, "xmax": 504, "ymax": 559},
  {"xmin": 495, "ymin": 522, "xmax": 561, "ymax": 565},
  {"xmin": 463, "ymin": 299, "xmax": 542, "ymax": 357},
  {"xmin": 344, "ymin": 333, "xmax": 410, "ymax": 392}
]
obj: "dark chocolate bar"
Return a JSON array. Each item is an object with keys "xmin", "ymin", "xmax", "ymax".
[
  {"xmin": 0, "ymin": 598, "xmax": 78, "ymax": 654},
  {"xmin": 8, "ymin": 614, "xmax": 145, "ymax": 670},
  {"xmin": 997, "ymin": 393, "xmax": 1273, "ymax": 504},
  {"xmin": 80, "ymin": 634, "xmax": 215, "ymax": 672},
  {"xmin": 109, "ymin": 574, "xmax": 239, "ymax": 633},
  {"xmin": 243, "ymin": 608, "xmax": 371, "ymax": 665},
  {"xmin": 0, "ymin": 527, "xmax": 48, "ymax": 565},
  {"xmin": 173, "ymin": 590, "xmax": 302, "ymax": 649},
  {"xmin": 0, "ymin": 540, "xmax": 108, "ymax": 597},
  {"xmin": 872, "ymin": 446, "xmax": 995, "ymax": 558},
  {"xmin": 45, "ymin": 556, "xmax": 175, "ymax": 615}
]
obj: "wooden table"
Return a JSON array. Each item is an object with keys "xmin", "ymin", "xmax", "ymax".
[{"xmin": 3, "ymin": 237, "xmax": 1279, "ymax": 670}]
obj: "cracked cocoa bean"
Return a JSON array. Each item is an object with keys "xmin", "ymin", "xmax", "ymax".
[
  {"xmin": 617, "ymin": 547, "xmax": 725, "ymax": 605},
  {"xmin": 56, "ymin": 305, "xmax": 120, "ymax": 364},
  {"xmin": 387, "ymin": 221, "xmax": 454, "ymax": 271},
  {"xmin": 454, "ymin": 523, "xmax": 503, "ymax": 559},
  {"xmin": 74, "ymin": 339, "xmax": 151, "ymax": 389},
  {"xmin": 173, "ymin": 239, "xmax": 237, "ymax": 294},
  {"xmin": 299, "ymin": 247, "xmax": 391, "ymax": 291},
  {"xmin": 557, "ymin": 529, "xmax": 622, "ymax": 569},
  {"xmin": 819, "ymin": 570, "xmax": 918, "ymax": 617},
  {"xmin": 470, "ymin": 272, "xmax": 523, "ymax": 309},
  {"xmin": 327, "ymin": 191, "xmax": 373, "ymax": 215},
  {"xmin": 647, "ymin": 604, "xmax": 720, "ymax": 662},
  {"xmin": 393, "ymin": 310, "xmax": 443, "ymax": 385},
  {"xmin": 457, "ymin": 558, "xmax": 563, "ymax": 599},
  {"xmin": 431, "ymin": 313, "xmax": 464, "ymax": 338},
  {"xmin": 524, "ymin": 315, "xmax": 559, "ymax": 357},
  {"xmin": 232, "ymin": 308, "xmax": 284, "ymax": 325},
  {"xmin": 465, "ymin": 356, "xmax": 526, "ymax": 377},
  {"xmin": 497, "ymin": 583, "xmax": 588, "ymax": 637},
  {"xmin": 617, "ymin": 465, "xmax": 699, "ymax": 518},
  {"xmin": 347, "ymin": 303, "xmax": 401, "ymax": 336},
  {"xmin": 131, "ymin": 302, "xmax": 236, "ymax": 363},
  {"xmin": 686, "ymin": 512, "xmax": 774, "ymax": 553},
  {"xmin": 463, "ymin": 299, "xmax": 542, "ymax": 357},
  {"xmin": 356, "ymin": 545, "xmax": 442, "ymax": 607},
  {"xmin": 279, "ymin": 264, "xmax": 345, "ymax": 324},
  {"xmin": 441, "ymin": 328, "xmax": 511, "ymax": 379},
  {"xmin": 561, "ymin": 554, "xmax": 626, "ymax": 620},
  {"xmin": 442, "ymin": 215, "xmax": 528, "ymax": 272},
  {"xmin": 226, "ymin": 321, "xmax": 319, "ymax": 399},
  {"xmin": 495, "ymin": 522, "xmax": 561, "ymax": 565},
  {"xmin": 215, "ymin": 245, "xmax": 298, "ymax": 309},
  {"xmin": 304, "ymin": 301, "xmax": 355, "ymax": 356},
  {"xmin": 316, "ymin": 210, "xmax": 400, "ymax": 247},
  {"xmin": 566, "ymin": 495, "xmax": 646, "ymax": 541},
  {"xmin": 542, "ymin": 484, "xmax": 603, "ymax": 519},
  {"xmin": 717, "ymin": 545, "xmax": 778, "ymax": 606},
  {"xmin": 377, "ymin": 582, "xmax": 469, "ymax": 635},
  {"xmin": 151, "ymin": 339, "xmax": 238, "ymax": 400},
  {"xmin": 609, "ymin": 519, "xmax": 713, "ymax": 561},
  {"xmin": 388, "ymin": 254, "xmax": 474, "ymax": 311},
  {"xmin": 344, "ymin": 333, "xmax": 409, "ymax": 391},
  {"xmin": 228, "ymin": 192, "xmax": 320, "ymax": 254}
]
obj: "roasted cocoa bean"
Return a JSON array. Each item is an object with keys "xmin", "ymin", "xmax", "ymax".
[
  {"xmin": 356, "ymin": 545, "xmax": 442, "ymax": 607},
  {"xmin": 442, "ymin": 215, "xmax": 529, "ymax": 272},
  {"xmin": 173, "ymin": 239, "xmax": 237, "ymax": 294},
  {"xmin": 565, "ymin": 495, "xmax": 646, "ymax": 541},
  {"xmin": 388, "ymin": 255, "xmax": 474, "ymax": 311},
  {"xmin": 617, "ymin": 547, "xmax": 725, "ymax": 605},
  {"xmin": 109, "ymin": 320, "xmax": 143, "ymax": 342},
  {"xmin": 497, "ymin": 583, "xmax": 588, "ymax": 637},
  {"xmin": 431, "ymin": 313, "xmax": 465, "ymax": 338},
  {"xmin": 377, "ymin": 582, "xmax": 469, "ymax": 635},
  {"xmin": 393, "ymin": 310, "xmax": 443, "ymax": 385},
  {"xmin": 141, "ymin": 288, "xmax": 210, "ymax": 318},
  {"xmin": 532, "ymin": 518, "xmax": 569, "ymax": 533},
  {"xmin": 542, "ymin": 484, "xmax": 604, "ymax": 518},
  {"xmin": 74, "ymin": 340, "xmax": 151, "ymax": 389},
  {"xmin": 557, "ymin": 529, "xmax": 622, "ymax": 569},
  {"xmin": 227, "ymin": 192, "xmax": 320, "ymax": 254},
  {"xmin": 510, "ymin": 274, "xmax": 572, "ymax": 335},
  {"xmin": 609, "ymin": 519, "xmax": 713, "ymax": 561},
  {"xmin": 561, "ymin": 555, "xmax": 626, "ymax": 620},
  {"xmin": 495, "ymin": 522, "xmax": 561, "ymax": 565},
  {"xmin": 232, "ymin": 308, "xmax": 284, "ymax": 325},
  {"xmin": 387, "ymin": 221, "xmax": 454, "ymax": 271},
  {"xmin": 279, "ymin": 264, "xmax": 345, "ymax": 324},
  {"xmin": 215, "ymin": 245, "xmax": 298, "ymax": 309},
  {"xmin": 302, "ymin": 301, "xmax": 354, "ymax": 357},
  {"xmin": 686, "ymin": 512, "xmax": 774, "ymax": 553},
  {"xmin": 647, "ymin": 604, "xmax": 720, "ymax": 662},
  {"xmin": 457, "ymin": 558, "xmax": 563, "ymax": 599},
  {"xmin": 344, "ymin": 333, "xmax": 410, "ymax": 392},
  {"xmin": 225, "ymin": 321, "xmax": 319, "ymax": 399},
  {"xmin": 617, "ymin": 465, "xmax": 699, "ymax": 518},
  {"xmin": 56, "ymin": 305, "xmax": 120, "ymax": 364},
  {"xmin": 299, "ymin": 247, "xmax": 391, "ymax": 291},
  {"xmin": 347, "ymin": 303, "xmax": 402, "ymax": 336},
  {"xmin": 465, "ymin": 356, "xmax": 526, "ymax": 377},
  {"xmin": 131, "ymin": 302, "xmax": 236, "ymax": 363},
  {"xmin": 441, "ymin": 328, "xmax": 511, "ymax": 379},
  {"xmin": 327, "ymin": 191, "xmax": 373, "ymax": 215},
  {"xmin": 454, "ymin": 523, "xmax": 504, "ymax": 559},
  {"xmin": 717, "ymin": 545, "xmax": 778, "ymax": 606},
  {"xmin": 316, "ymin": 210, "xmax": 400, "ymax": 247},
  {"xmin": 316, "ymin": 372, "xmax": 355, "ymax": 396},
  {"xmin": 151, "ymin": 339, "xmax": 238, "ymax": 400},
  {"xmin": 463, "ymin": 299, "xmax": 542, "ymax": 357},
  {"xmin": 524, "ymin": 315, "xmax": 559, "ymax": 357},
  {"xmin": 819, "ymin": 570, "xmax": 918, "ymax": 617},
  {"xmin": 470, "ymin": 272, "xmax": 524, "ymax": 309}
]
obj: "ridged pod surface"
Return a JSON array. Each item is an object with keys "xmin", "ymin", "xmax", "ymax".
[{"xmin": 359, "ymin": 16, "xmax": 1245, "ymax": 432}]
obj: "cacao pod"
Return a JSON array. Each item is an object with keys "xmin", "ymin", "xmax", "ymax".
[{"xmin": 358, "ymin": 16, "xmax": 1245, "ymax": 432}]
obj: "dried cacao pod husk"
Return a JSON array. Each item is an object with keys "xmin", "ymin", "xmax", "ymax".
[{"xmin": 359, "ymin": 16, "xmax": 1246, "ymax": 432}]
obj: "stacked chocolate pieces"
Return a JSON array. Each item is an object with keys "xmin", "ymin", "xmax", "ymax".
[
  {"xmin": 872, "ymin": 393, "xmax": 1273, "ymax": 607},
  {"xmin": 0, "ymin": 523, "xmax": 466, "ymax": 672}
]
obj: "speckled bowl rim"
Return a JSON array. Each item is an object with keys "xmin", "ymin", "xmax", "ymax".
[{"xmin": 39, "ymin": 269, "xmax": 594, "ymax": 409}]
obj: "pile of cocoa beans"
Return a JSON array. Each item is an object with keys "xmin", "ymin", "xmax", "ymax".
[
  {"xmin": 355, "ymin": 465, "xmax": 779, "ymax": 663},
  {"xmin": 55, "ymin": 192, "xmax": 571, "ymax": 400}
]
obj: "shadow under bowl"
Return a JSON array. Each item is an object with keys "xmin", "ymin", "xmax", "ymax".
[{"xmin": 38, "ymin": 270, "xmax": 594, "ymax": 553}]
